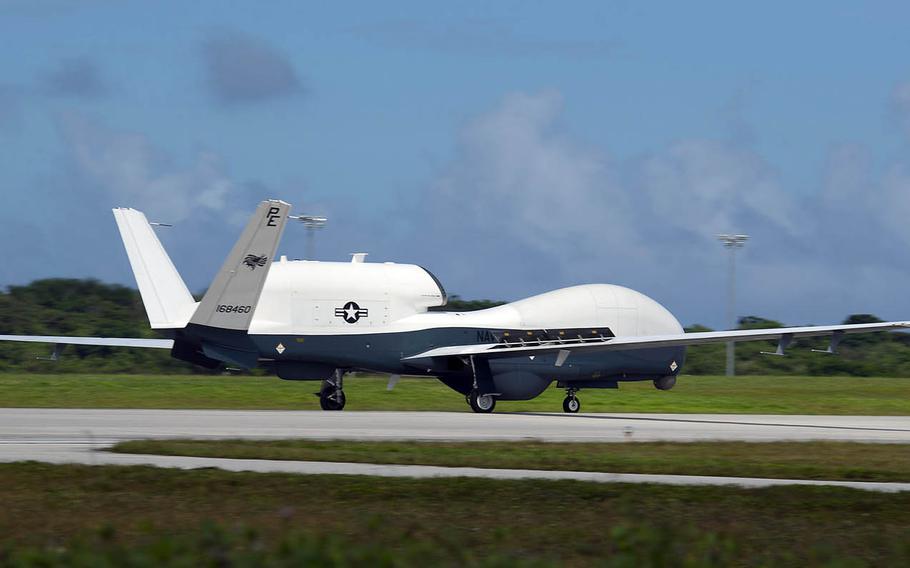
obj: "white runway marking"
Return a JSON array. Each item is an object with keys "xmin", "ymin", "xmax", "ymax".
[{"xmin": 2, "ymin": 409, "xmax": 910, "ymax": 492}]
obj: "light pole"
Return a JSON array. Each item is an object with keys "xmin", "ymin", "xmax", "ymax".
[
  {"xmin": 716, "ymin": 234, "xmax": 749, "ymax": 377},
  {"xmin": 293, "ymin": 215, "xmax": 327, "ymax": 260}
]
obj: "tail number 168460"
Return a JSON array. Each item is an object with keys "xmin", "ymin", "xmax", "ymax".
[{"xmin": 216, "ymin": 304, "xmax": 252, "ymax": 314}]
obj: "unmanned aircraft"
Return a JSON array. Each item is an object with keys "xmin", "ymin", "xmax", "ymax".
[{"xmin": 2, "ymin": 200, "xmax": 907, "ymax": 413}]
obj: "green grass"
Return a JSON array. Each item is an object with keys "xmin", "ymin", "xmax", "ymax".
[
  {"xmin": 2, "ymin": 462, "xmax": 910, "ymax": 566},
  {"xmin": 2, "ymin": 372, "xmax": 910, "ymax": 414},
  {"xmin": 112, "ymin": 439, "xmax": 910, "ymax": 483}
]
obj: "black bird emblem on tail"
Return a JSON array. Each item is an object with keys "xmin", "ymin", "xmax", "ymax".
[{"xmin": 242, "ymin": 254, "xmax": 268, "ymax": 270}]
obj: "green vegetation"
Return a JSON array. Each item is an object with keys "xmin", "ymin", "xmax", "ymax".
[
  {"xmin": 111, "ymin": 440, "xmax": 910, "ymax": 483},
  {"xmin": 3, "ymin": 373, "xmax": 910, "ymax": 413},
  {"xmin": 2, "ymin": 462, "xmax": 910, "ymax": 566},
  {"xmin": 684, "ymin": 315, "xmax": 910, "ymax": 376},
  {"xmin": 4, "ymin": 279, "xmax": 910, "ymax": 376},
  {"xmin": 0, "ymin": 279, "xmax": 194, "ymax": 374}
]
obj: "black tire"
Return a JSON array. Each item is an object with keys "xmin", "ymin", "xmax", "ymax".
[
  {"xmin": 320, "ymin": 389, "xmax": 346, "ymax": 411},
  {"xmin": 653, "ymin": 375, "xmax": 677, "ymax": 391},
  {"xmin": 562, "ymin": 395, "xmax": 580, "ymax": 413},
  {"xmin": 468, "ymin": 389, "xmax": 496, "ymax": 413}
]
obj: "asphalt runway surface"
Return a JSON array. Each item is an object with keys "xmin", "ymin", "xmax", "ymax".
[{"xmin": 3, "ymin": 409, "xmax": 910, "ymax": 492}]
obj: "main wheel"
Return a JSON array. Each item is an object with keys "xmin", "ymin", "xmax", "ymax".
[
  {"xmin": 468, "ymin": 389, "xmax": 496, "ymax": 413},
  {"xmin": 320, "ymin": 389, "xmax": 346, "ymax": 411},
  {"xmin": 562, "ymin": 395, "xmax": 580, "ymax": 413}
]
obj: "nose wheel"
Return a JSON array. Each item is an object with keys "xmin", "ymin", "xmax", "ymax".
[
  {"xmin": 318, "ymin": 370, "xmax": 346, "ymax": 411},
  {"xmin": 562, "ymin": 389, "xmax": 580, "ymax": 413}
]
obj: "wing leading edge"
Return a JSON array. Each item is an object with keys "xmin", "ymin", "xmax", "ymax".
[
  {"xmin": 0, "ymin": 335, "xmax": 174, "ymax": 349},
  {"xmin": 402, "ymin": 321, "xmax": 910, "ymax": 362}
]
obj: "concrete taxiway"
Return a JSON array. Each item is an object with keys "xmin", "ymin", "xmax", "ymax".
[
  {"xmin": 2, "ymin": 441, "xmax": 910, "ymax": 493},
  {"xmin": 3, "ymin": 409, "xmax": 910, "ymax": 492},
  {"xmin": 2, "ymin": 408, "xmax": 910, "ymax": 443}
]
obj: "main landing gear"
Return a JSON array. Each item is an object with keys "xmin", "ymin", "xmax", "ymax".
[
  {"xmin": 318, "ymin": 369, "xmax": 346, "ymax": 411},
  {"xmin": 466, "ymin": 355, "xmax": 497, "ymax": 413},
  {"xmin": 466, "ymin": 389, "xmax": 496, "ymax": 413},
  {"xmin": 562, "ymin": 388, "xmax": 580, "ymax": 413}
]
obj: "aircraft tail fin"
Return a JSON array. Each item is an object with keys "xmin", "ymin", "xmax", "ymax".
[
  {"xmin": 189, "ymin": 199, "xmax": 291, "ymax": 331},
  {"xmin": 112, "ymin": 208, "xmax": 198, "ymax": 329}
]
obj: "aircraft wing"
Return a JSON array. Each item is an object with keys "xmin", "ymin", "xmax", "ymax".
[
  {"xmin": 402, "ymin": 321, "xmax": 910, "ymax": 362},
  {"xmin": 0, "ymin": 335, "xmax": 173, "ymax": 349}
]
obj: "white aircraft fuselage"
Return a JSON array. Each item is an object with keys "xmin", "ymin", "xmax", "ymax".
[
  {"xmin": 218, "ymin": 259, "xmax": 686, "ymax": 401},
  {"xmin": 4, "ymin": 199, "xmax": 905, "ymax": 414}
]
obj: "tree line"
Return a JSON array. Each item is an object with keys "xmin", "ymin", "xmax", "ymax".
[{"xmin": 1, "ymin": 279, "xmax": 908, "ymax": 376}]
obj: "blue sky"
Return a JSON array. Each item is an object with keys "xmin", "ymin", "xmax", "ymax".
[{"xmin": 2, "ymin": 1, "xmax": 910, "ymax": 328}]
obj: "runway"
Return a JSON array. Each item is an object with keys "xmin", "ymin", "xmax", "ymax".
[
  {"xmin": 3, "ymin": 409, "xmax": 910, "ymax": 492},
  {"xmin": 3, "ymin": 408, "xmax": 910, "ymax": 443}
]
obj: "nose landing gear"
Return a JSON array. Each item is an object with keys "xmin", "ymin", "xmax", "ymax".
[
  {"xmin": 562, "ymin": 388, "xmax": 580, "ymax": 413},
  {"xmin": 318, "ymin": 369, "xmax": 347, "ymax": 411}
]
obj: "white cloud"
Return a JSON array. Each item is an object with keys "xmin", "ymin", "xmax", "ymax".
[
  {"xmin": 636, "ymin": 138, "xmax": 802, "ymax": 238},
  {"xmin": 421, "ymin": 91, "xmax": 802, "ymax": 278},
  {"xmin": 413, "ymin": 88, "xmax": 910, "ymax": 326},
  {"xmin": 58, "ymin": 113, "xmax": 236, "ymax": 223},
  {"xmin": 429, "ymin": 91, "xmax": 639, "ymax": 260},
  {"xmin": 18, "ymin": 86, "xmax": 910, "ymax": 327},
  {"xmin": 815, "ymin": 143, "xmax": 910, "ymax": 255}
]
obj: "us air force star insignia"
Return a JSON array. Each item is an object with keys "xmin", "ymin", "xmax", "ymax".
[
  {"xmin": 669, "ymin": 360, "xmax": 678, "ymax": 372},
  {"xmin": 275, "ymin": 343, "xmax": 285, "ymax": 354},
  {"xmin": 334, "ymin": 301, "xmax": 368, "ymax": 324}
]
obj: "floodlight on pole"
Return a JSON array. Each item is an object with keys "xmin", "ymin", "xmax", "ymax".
[
  {"xmin": 291, "ymin": 215, "xmax": 327, "ymax": 260},
  {"xmin": 716, "ymin": 233, "xmax": 749, "ymax": 377}
]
